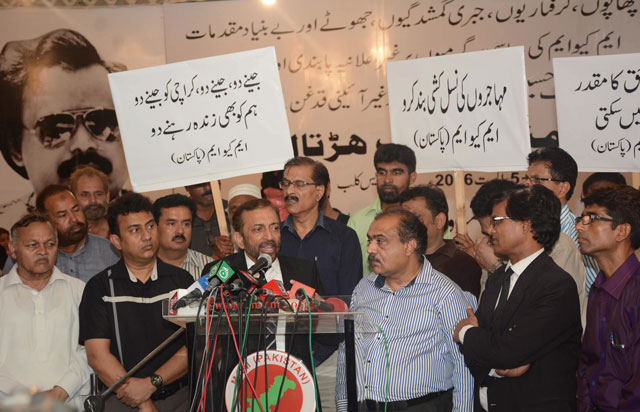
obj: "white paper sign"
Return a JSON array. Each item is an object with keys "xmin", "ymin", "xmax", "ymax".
[
  {"xmin": 554, "ymin": 53, "xmax": 640, "ymax": 172},
  {"xmin": 108, "ymin": 47, "xmax": 293, "ymax": 192},
  {"xmin": 387, "ymin": 46, "xmax": 531, "ymax": 172}
]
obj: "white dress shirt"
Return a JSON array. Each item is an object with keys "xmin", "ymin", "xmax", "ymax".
[
  {"xmin": 244, "ymin": 253, "xmax": 283, "ymax": 283},
  {"xmin": 0, "ymin": 265, "xmax": 91, "ymax": 410}
]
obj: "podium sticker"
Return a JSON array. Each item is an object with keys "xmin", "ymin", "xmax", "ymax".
[{"xmin": 225, "ymin": 350, "xmax": 316, "ymax": 411}]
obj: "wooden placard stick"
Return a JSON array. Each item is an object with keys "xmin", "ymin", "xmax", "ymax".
[
  {"xmin": 209, "ymin": 180, "xmax": 229, "ymax": 237},
  {"xmin": 633, "ymin": 172, "xmax": 639, "ymax": 190},
  {"xmin": 454, "ymin": 171, "xmax": 467, "ymax": 235}
]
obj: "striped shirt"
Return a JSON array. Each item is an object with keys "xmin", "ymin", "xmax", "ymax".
[
  {"xmin": 336, "ymin": 258, "xmax": 475, "ymax": 412},
  {"xmin": 180, "ymin": 248, "xmax": 214, "ymax": 280},
  {"xmin": 560, "ymin": 204, "xmax": 600, "ymax": 295}
]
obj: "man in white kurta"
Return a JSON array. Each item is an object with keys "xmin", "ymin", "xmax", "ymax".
[{"xmin": 0, "ymin": 214, "xmax": 90, "ymax": 410}]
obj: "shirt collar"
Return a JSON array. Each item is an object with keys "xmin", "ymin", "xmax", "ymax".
[
  {"xmin": 507, "ymin": 248, "xmax": 545, "ymax": 276},
  {"xmin": 426, "ymin": 239, "xmax": 456, "ymax": 258},
  {"xmin": 125, "ymin": 260, "xmax": 159, "ymax": 283},
  {"xmin": 282, "ymin": 211, "xmax": 329, "ymax": 234},
  {"xmin": 373, "ymin": 255, "xmax": 432, "ymax": 290},
  {"xmin": 593, "ymin": 253, "xmax": 639, "ymax": 300},
  {"xmin": 58, "ymin": 234, "xmax": 90, "ymax": 258},
  {"xmin": 3, "ymin": 265, "xmax": 67, "ymax": 290},
  {"xmin": 366, "ymin": 198, "xmax": 383, "ymax": 216},
  {"xmin": 243, "ymin": 252, "xmax": 282, "ymax": 282},
  {"xmin": 182, "ymin": 249, "xmax": 198, "ymax": 267}
]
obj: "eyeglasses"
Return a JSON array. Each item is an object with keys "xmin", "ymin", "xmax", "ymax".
[
  {"xmin": 279, "ymin": 179, "xmax": 318, "ymax": 189},
  {"xmin": 522, "ymin": 175, "xmax": 563, "ymax": 184},
  {"xmin": 23, "ymin": 107, "xmax": 120, "ymax": 149},
  {"xmin": 575, "ymin": 214, "xmax": 615, "ymax": 226},
  {"xmin": 490, "ymin": 216, "xmax": 511, "ymax": 226}
]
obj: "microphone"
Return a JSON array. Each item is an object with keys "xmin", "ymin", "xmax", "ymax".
[
  {"xmin": 202, "ymin": 259, "xmax": 236, "ymax": 297},
  {"xmin": 261, "ymin": 279, "xmax": 288, "ymax": 297},
  {"xmin": 171, "ymin": 274, "xmax": 210, "ymax": 310},
  {"xmin": 246, "ymin": 253, "xmax": 273, "ymax": 279},
  {"xmin": 291, "ymin": 280, "xmax": 349, "ymax": 312}
]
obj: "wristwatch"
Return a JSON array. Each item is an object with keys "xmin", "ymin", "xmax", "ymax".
[{"xmin": 149, "ymin": 374, "xmax": 163, "ymax": 389}]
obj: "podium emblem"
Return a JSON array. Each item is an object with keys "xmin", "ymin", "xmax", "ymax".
[{"xmin": 225, "ymin": 349, "xmax": 316, "ymax": 411}]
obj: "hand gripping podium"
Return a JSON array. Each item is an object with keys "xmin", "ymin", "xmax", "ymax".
[{"xmin": 163, "ymin": 295, "xmax": 376, "ymax": 412}]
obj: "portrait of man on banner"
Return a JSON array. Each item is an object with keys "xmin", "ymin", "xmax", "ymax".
[{"xmin": 0, "ymin": 28, "xmax": 131, "ymax": 218}]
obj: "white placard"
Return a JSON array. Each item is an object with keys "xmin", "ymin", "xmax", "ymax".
[
  {"xmin": 554, "ymin": 53, "xmax": 640, "ymax": 172},
  {"xmin": 387, "ymin": 46, "xmax": 531, "ymax": 172},
  {"xmin": 108, "ymin": 47, "xmax": 293, "ymax": 192}
]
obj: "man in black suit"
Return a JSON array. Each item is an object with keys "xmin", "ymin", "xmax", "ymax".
[
  {"xmin": 454, "ymin": 185, "xmax": 582, "ymax": 412},
  {"xmin": 200, "ymin": 197, "xmax": 322, "ymax": 291}
]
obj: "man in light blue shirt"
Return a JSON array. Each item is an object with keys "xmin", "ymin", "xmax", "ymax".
[
  {"xmin": 336, "ymin": 207, "xmax": 474, "ymax": 412},
  {"xmin": 524, "ymin": 147, "xmax": 599, "ymax": 294}
]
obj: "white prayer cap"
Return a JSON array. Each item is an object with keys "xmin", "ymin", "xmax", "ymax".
[{"xmin": 228, "ymin": 183, "xmax": 262, "ymax": 200}]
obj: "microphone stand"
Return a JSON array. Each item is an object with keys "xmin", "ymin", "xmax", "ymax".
[{"xmin": 84, "ymin": 327, "xmax": 185, "ymax": 412}]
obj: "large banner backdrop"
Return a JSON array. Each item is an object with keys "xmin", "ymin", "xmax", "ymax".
[
  {"xmin": 0, "ymin": 7, "xmax": 165, "ymax": 228},
  {"xmin": 0, "ymin": 0, "xmax": 638, "ymax": 230},
  {"xmin": 163, "ymin": 0, "xmax": 639, "ymax": 215}
]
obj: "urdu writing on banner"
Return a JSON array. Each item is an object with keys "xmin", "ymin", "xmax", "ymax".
[
  {"xmin": 554, "ymin": 52, "xmax": 640, "ymax": 172},
  {"xmin": 108, "ymin": 46, "xmax": 293, "ymax": 192},
  {"xmin": 387, "ymin": 46, "xmax": 531, "ymax": 172}
]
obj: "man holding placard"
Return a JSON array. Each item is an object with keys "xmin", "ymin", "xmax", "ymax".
[{"xmin": 348, "ymin": 144, "xmax": 417, "ymax": 277}]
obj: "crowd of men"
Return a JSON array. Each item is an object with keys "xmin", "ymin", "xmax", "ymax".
[{"xmin": 0, "ymin": 144, "xmax": 639, "ymax": 412}]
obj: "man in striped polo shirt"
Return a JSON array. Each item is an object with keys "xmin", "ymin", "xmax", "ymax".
[
  {"xmin": 153, "ymin": 194, "xmax": 213, "ymax": 280},
  {"xmin": 337, "ymin": 207, "xmax": 474, "ymax": 412}
]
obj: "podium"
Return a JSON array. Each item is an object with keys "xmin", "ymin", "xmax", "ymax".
[{"xmin": 163, "ymin": 295, "xmax": 376, "ymax": 412}]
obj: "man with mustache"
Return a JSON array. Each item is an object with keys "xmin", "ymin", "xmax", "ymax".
[
  {"xmin": 79, "ymin": 193, "xmax": 193, "ymax": 412},
  {"xmin": 279, "ymin": 156, "xmax": 361, "ymax": 298},
  {"xmin": 70, "ymin": 166, "xmax": 111, "ymax": 239},
  {"xmin": 153, "ymin": 194, "xmax": 212, "ymax": 280},
  {"xmin": 3, "ymin": 184, "xmax": 119, "ymax": 282},
  {"xmin": 348, "ymin": 143, "xmax": 417, "ymax": 276},
  {"xmin": 0, "ymin": 214, "xmax": 90, "ymax": 410},
  {"xmin": 199, "ymin": 198, "xmax": 323, "ymax": 406},
  {"xmin": 336, "ymin": 208, "xmax": 474, "ymax": 412},
  {"xmin": 0, "ymin": 29, "xmax": 130, "ymax": 225}
]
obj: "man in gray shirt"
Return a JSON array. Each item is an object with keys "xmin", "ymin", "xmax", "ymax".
[{"xmin": 5, "ymin": 185, "xmax": 119, "ymax": 282}]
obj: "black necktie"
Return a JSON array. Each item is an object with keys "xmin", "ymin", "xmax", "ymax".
[{"xmin": 492, "ymin": 267, "xmax": 514, "ymax": 325}]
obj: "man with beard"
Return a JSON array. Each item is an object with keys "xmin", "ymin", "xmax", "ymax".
[
  {"xmin": 70, "ymin": 166, "xmax": 111, "ymax": 238},
  {"xmin": 0, "ymin": 29, "xmax": 130, "ymax": 222},
  {"xmin": 348, "ymin": 143, "xmax": 417, "ymax": 276},
  {"xmin": 185, "ymin": 182, "xmax": 234, "ymax": 259},
  {"xmin": 0, "ymin": 214, "xmax": 90, "ymax": 410},
  {"xmin": 200, "ymin": 198, "xmax": 323, "ymax": 407},
  {"xmin": 4, "ymin": 185, "xmax": 119, "ymax": 282},
  {"xmin": 153, "ymin": 194, "xmax": 212, "ymax": 280}
]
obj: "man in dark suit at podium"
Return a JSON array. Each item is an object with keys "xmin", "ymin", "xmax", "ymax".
[
  {"xmin": 196, "ymin": 198, "xmax": 325, "ymax": 410},
  {"xmin": 200, "ymin": 197, "xmax": 322, "ymax": 293},
  {"xmin": 454, "ymin": 186, "xmax": 582, "ymax": 412}
]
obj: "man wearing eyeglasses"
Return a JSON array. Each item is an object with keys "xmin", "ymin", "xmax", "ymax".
[
  {"xmin": 454, "ymin": 185, "xmax": 582, "ymax": 412},
  {"xmin": 0, "ymin": 29, "xmax": 129, "ymax": 221},
  {"xmin": 348, "ymin": 143, "xmax": 417, "ymax": 276},
  {"xmin": 576, "ymin": 186, "xmax": 640, "ymax": 412},
  {"xmin": 524, "ymin": 148, "xmax": 599, "ymax": 295},
  {"xmin": 279, "ymin": 156, "xmax": 361, "ymax": 373}
]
